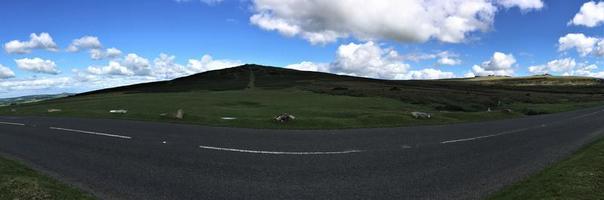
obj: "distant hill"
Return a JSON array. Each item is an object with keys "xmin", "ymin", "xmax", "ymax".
[
  {"xmin": 0, "ymin": 93, "xmax": 73, "ymax": 107},
  {"xmin": 458, "ymin": 75, "xmax": 603, "ymax": 86},
  {"xmin": 78, "ymin": 64, "xmax": 603, "ymax": 95}
]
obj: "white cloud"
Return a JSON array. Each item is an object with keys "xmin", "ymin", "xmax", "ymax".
[
  {"xmin": 0, "ymin": 65, "xmax": 15, "ymax": 79},
  {"xmin": 87, "ymin": 53, "xmax": 150, "ymax": 76},
  {"xmin": 287, "ymin": 41, "xmax": 456, "ymax": 80},
  {"xmin": 329, "ymin": 42, "xmax": 410, "ymax": 79},
  {"xmin": 4, "ymin": 33, "xmax": 58, "ymax": 54},
  {"xmin": 66, "ymin": 36, "xmax": 102, "ymax": 52},
  {"xmin": 496, "ymin": 0, "xmax": 544, "ymax": 11},
  {"xmin": 403, "ymin": 68, "xmax": 456, "ymax": 80},
  {"xmin": 66, "ymin": 36, "xmax": 123, "ymax": 60},
  {"xmin": 569, "ymin": 1, "xmax": 604, "ymax": 27},
  {"xmin": 90, "ymin": 47, "xmax": 122, "ymax": 60},
  {"xmin": 87, "ymin": 61, "xmax": 134, "ymax": 76},
  {"xmin": 87, "ymin": 53, "xmax": 241, "ymax": 80},
  {"xmin": 470, "ymin": 52, "xmax": 516, "ymax": 76},
  {"xmin": 558, "ymin": 33, "xmax": 600, "ymax": 57},
  {"xmin": 14, "ymin": 58, "xmax": 60, "ymax": 75},
  {"xmin": 153, "ymin": 53, "xmax": 190, "ymax": 79},
  {"xmin": 565, "ymin": 64, "xmax": 604, "ymax": 78},
  {"xmin": 528, "ymin": 58, "xmax": 577, "ymax": 74},
  {"xmin": 250, "ymin": 0, "xmax": 543, "ymax": 44},
  {"xmin": 186, "ymin": 55, "xmax": 243, "ymax": 73},
  {"xmin": 597, "ymin": 40, "xmax": 604, "ymax": 57},
  {"xmin": 438, "ymin": 57, "xmax": 462, "ymax": 66},
  {"xmin": 285, "ymin": 61, "xmax": 328, "ymax": 72},
  {"xmin": 0, "ymin": 77, "xmax": 73, "ymax": 92}
]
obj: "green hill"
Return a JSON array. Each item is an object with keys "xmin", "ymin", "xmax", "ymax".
[{"xmin": 2, "ymin": 64, "xmax": 603, "ymax": 129}]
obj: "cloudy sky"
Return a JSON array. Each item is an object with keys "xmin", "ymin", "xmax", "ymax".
[{"xmin": 1, "ymin": 0, "xmax": 603, "ymax": 98}]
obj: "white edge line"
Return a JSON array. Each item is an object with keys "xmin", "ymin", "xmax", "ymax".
[
  {"xmin": 49, "ymin": 127, "xmax": 132, "ymax": 139},
  {"xmin": 199, "ymin": 145, "xmax": 364, "ymax": 155},
  {"xmin": 0, "ymin": 121, "xmax": 25, "ymax": 126}
]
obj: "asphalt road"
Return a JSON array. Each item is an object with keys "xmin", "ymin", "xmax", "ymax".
[{"xmin": 2, "ymin": 106, "xmax": 604, "ymax": 200}]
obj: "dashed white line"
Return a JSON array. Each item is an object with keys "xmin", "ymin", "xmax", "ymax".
[
  {"xmin": 0, "ymin": 121, "xmax": 25, "ymax": 126},
  {"xmin": 49, "ymin": 127, "xmax": 132, "ymax": 139},
  {"xmin": 199, "ymin": 145, "xmax": 364, "ymax": 155},
  {"xmin": 441, "ymin": 127, "xmax": 533, "ymax": 144}
]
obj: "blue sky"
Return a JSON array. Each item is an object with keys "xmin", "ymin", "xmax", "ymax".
[{"xmin": 0, "ymin": 0, "xmax": 603, "ymax": 97}]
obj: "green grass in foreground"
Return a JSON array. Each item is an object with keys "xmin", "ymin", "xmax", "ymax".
[
  {"xmin": 489, "ymin": 137, "xmax": 604, "ymax": 200},
  {"xmin": 1, "ymin": 89, "xmax": 602, "ymax": 129},
  {"xmin": 0, "ymin": 156, "xmax": 94, "ymax": 200}
]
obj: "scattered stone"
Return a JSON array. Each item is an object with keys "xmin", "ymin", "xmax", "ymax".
[
  {"xmin": 503, "ymin": 109, "xmax": 513, "ymax": 113},
  {"xmin": 221, "ymin": 117, "xmax": 237, "ymax": 120},
  {"xmin": 47, "ymin": 109, "xmax": 62, "ymax": 113},
  {"xmin": 159, "ymin": 113, "xmax": 168, "ymax": 117},
  {"xmin": 411, "ymin": 112, "xmax": 432, "ymax": 119},
  {"xmin": 175, "ymin": 109, "xmax": 184, "ymax": 119},
  {"xmin": 110, "ymin": 109, "xmax": 128, "ymax": 114},
  {"xmin": 275, "ymin": 113, "xmax": 296, "ymax": 123}
]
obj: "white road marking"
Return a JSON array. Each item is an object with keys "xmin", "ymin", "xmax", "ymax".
[
  {"xmin": 0, "ymin": 121, "xmax": 25, "ymax": 126},
  {"xmin": 441, "ymin": 127, "xmax": 532, "ymax": 144},
  {"xmin": 199, "ymin": 145, "xmax": 364, "ymax": 155},
  {"xmin": 49, "ymin": 127, "xmax": 132, "ymax": 139}
]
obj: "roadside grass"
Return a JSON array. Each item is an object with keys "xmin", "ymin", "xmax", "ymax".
[
  {"xmin": 0, "ymin": 89, "xmax": 529, "ymax": 129},
  {"xmin": 0, "ymin": 156, "xmax": 94, "ymax": 200},
  {"xmin": 489, "ymin": 137, "xmax": 604, "ymax": 200}
]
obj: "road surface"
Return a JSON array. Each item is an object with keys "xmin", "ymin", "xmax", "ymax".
[{"xmin": 1, "ymin": 106, "xmax": 604, "ymax": 199}]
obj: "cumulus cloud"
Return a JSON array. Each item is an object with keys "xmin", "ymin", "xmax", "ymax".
[
  {"xmin": 496, "ymin": 0, "xmax": 544, "ymax": 11},
  {"xmin": 565, "ymin": 64, "xmax": 604, "ymax": 78},
  {"xmin": 90, "ymin": 47, "xmax": 122, "ymax": 60},
  {"xmin": 285, "ymin": 61, "xmax": 328, "ymax": 72},
  {"xmin": 66, "ymin": 36, "xmax": 122, "ymax": 60},
  {"xmin": 558, "ymin": 33, "xmax": 601, "ymax": 57},
  {"xmin": 286, "ymin": 42, "xmax": 456, "ymax": 80},
  {"xmin": 528, "ymin": 58, "xmax": 577, "ymax": 74},
  {"xmin": 153, "ymin": 53, "xmax": 190, "ymax": 79},
  {"xmin": 438, "ymin": 57, "xmax": 462, "ymax": 66},
  {"xmin": 468, "ymin": 52, "xmax": 516, "ymax": 76},
  {"xmin": 250, "ymin": 0, "xmax": 543, "ymax": 44},
  {"xmin": 569, "ymin": 1, "xmax": 604, "ymax": 27},
  {"xmin": 0, "ymin": 77, "xmax": 73, "ymax": 92},
  {"xmin": 186, "ymin": 55, "xmax": 243, "ymax": 73},
  {"xmin": 14, "ymin": 58, "xmax": 60, "ymax": 75},
  {"xmin": 86, "ymin": 53, "xmax": 242, "ymax": 80},
  {"xmin": 0, "ymin": 65, "xmax": 16, "ymax": 79},
  {"xmin": 401, "ymin": 51, "xmax": 462, "ymax": 66},
  {"xmin": 4, "ymin": 33, "xmax": 58, "ymax": 54},
  {"xmin": 403, "ymin": 68, "xmax": 456, "ymax": 80},
  {"xmin": 87, "ymin": 53, "xmax": 151, "ymax": 76},
  {"xmin": 66, "ymin": 36, "xmax": 102, "ymax": 52}
]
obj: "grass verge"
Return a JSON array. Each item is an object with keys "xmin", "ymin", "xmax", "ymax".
[
  {"xmin": 489, "ymin": 137, "xmax": 604, "ymax": 200},
  {"xmin": 0, "ymin": 156, "xmax": 95, "ymax": 200},
  {"xmin": 1, "ymin": 89, "xmax": 602, "ymax": 129}
]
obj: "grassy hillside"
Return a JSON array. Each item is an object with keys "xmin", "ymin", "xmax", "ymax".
[{"xmin": 1, "ymin": 64, "xmax": 603, "ymax": 129}]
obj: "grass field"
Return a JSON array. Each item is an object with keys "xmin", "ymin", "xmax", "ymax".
[
  {"xmin": 1, "ymin": 65, "xmax": 604, "ymax": 129},
  {"xmin": 489, "ymin": 136, "xmax": 604, "ymax": 200},
  {"xmin": 0, "ymin": 156, "xmax": 94, "ymax": 200}
]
